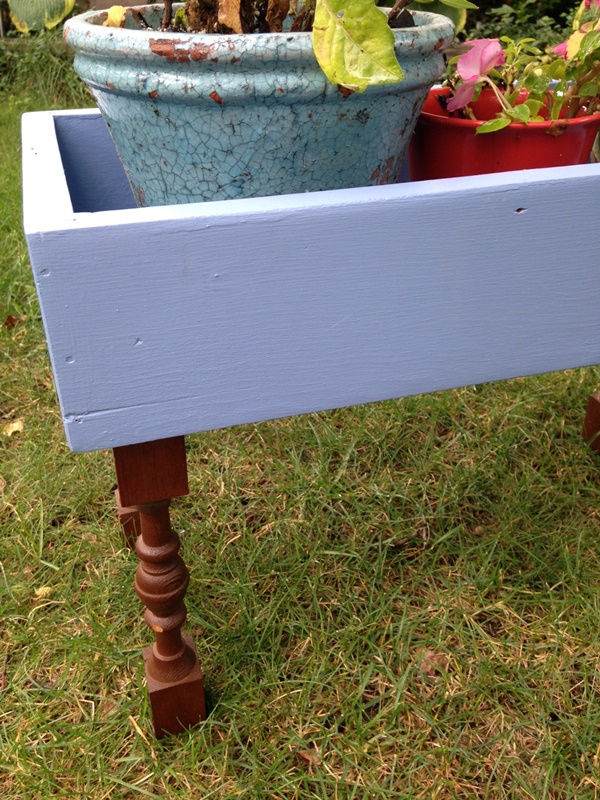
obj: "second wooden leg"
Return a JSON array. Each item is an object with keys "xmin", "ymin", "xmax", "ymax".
[{"xmin": 583, "ymin": 392, "xmax": 600, "ymax": 452}]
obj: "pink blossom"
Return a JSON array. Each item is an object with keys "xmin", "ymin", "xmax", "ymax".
[
  {"xmin": 553, "ymin": 40, "xmax": 568, "ymax": 59},
  {"xmin": 585, "ymin": 0, "xmax": 600, "ymax": 9},
  {"xmin": 456, "ymin": 39, "xmax": 506, "ymax": 82},
  {"xmin": 446, "ymin": 77, "xmax": 479, "ymax": 112},
  {"xmin": 446, "ymin": 39, "xmax": 506, "ymax": 112}
]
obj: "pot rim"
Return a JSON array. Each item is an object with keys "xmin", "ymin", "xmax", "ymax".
[
  {"xmin": 64, "ymin": 6, "xmax": 455, "ymax": 62},
  {"xmin": 422, "ymin": 86, "xmax": 600, "ymax": 130}
]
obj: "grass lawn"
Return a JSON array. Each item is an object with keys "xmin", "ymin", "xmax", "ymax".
[{"xmin": 1, "ymin": 30, "xmax": 600, "ymax": 800}]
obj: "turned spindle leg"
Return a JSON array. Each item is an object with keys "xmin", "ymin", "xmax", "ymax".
[{"xmin": 113, "ymin": 436, "xmax": 206, "ymax": 737}]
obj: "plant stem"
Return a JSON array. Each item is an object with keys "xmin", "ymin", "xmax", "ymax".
[
  {"xmin": 482, "ymin": 77, "xmax": 512, "ymax": 112},
  {"xmin": 387, "ymin": 0, "xmax": 411, "ymax": 23},
  {"xmin": 162, "ymin": 0, "xmax": 173, "ymax": 29},
  {"xmin": 290, "ymin": 0, "xmax": 314, "ymax": 31},
  {"xmin": 564, "ymin": 62, "xmax": 600, "ymax": 118}
]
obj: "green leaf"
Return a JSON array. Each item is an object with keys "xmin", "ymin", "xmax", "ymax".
[
  {"xmin": 507, "ymin": 104, "xmax": 531, "ymax": 123},
  {"xmin": 476, "ymin": 117, "xmax": 512, "ymax": 134},
  {"xmin": 550, "ymin": 84, "xmax": 567, "ymax": 120},
  {"xmin": 312, "ymin": 0, "xmax": 403, "ymax": 91},
  {"xmin": 411, "ymin": 0, "xmax": 466, "ymax": 33},
  {"xmin": 521, "ymin": 74, "xmax": 552, "ymax": 95},
  {"xmin": 8, "ymin": 0, "xmax": 75, "ymax": 32},
  {"xmin": 546, "ymin": 60, "xmax": 565, "ymax": 80},
  {"xmin": 579, "ymin": 30, "xmax": 600, "ymax": 61},
  {"xmin": 438, "ymin": 0, "xmax": 477, "ymax": 9},
  {"xmin": 579, "ymin": 81, "xmax": 600, "ymax": 97},
  {"xmin": 523, "ymin": 99, "xmax": 544, "ymax": 115}
]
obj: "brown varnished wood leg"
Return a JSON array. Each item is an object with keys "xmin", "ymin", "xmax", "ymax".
[
  {"xmin": 115, "ymin": 488, "xmax": 140, "ymax": 549},
  {"xmin": 583, "ymin": 392, "xmax": 600, "ymax": 452},
  {"xmin": 113, "ymin": 436, "xmax": 206, "ymax": 738}
]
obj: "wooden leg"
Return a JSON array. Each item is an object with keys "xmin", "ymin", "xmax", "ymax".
[
  {"xmin": 115, "ymin": 488, "xmax": 140, "ymax": 549},
  {"xmin": 583, "ymin": 392, "xmax": 600, "ymax": 452},
  {"xmin": 113, "ymin": 437, "xmax": 206, "ymax": 738}
]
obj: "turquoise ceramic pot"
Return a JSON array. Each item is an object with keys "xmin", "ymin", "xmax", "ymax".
[{"xmin": 65, "ymin": 5, "xmax": 453, "ymax": 206}]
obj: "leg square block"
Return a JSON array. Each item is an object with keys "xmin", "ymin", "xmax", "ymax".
[{"xmin": 143, "ymin": 636, "xmax": 206, "ymax": 738}]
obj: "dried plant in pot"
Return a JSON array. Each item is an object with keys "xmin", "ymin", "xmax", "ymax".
[{"xmin": 63, "ymin": 0, "xmax": 462, "ymax": 206}]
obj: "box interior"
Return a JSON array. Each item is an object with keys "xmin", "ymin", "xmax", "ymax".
[{"xmin": 53, "ymin": 114, "xmax": 136, "ymax": 213}]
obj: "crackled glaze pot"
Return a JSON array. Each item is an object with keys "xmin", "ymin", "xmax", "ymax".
[{"xmin": 65, "ymin": 5, "xmax": 453, "ymax": 206}]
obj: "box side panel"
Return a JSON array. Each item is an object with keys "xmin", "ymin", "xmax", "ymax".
[
  {"xmin": 22, "ymin": 111, "xmax": 75, "ymax": 230},
  {"xmin": 30, "ymin": 173, "xmax": 600, "ymax": 452}
]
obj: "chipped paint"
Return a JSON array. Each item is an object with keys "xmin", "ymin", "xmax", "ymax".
[
  {"xmin": 65, "ymin": 8, "xmax": 454, "ymax": 206},
  {"xmin": 149, "ymin": 38, "xmax": 216, "ymax": 63}
]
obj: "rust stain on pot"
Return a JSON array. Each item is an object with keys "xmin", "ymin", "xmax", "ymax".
[
  {"xmin": 434, "ymin": 38, "xmax": 446, "ymax": 50},
  {"xmin": 149, "ymin": 38, "xmax": 216, "ymax": 63},
  {"xmin": 371, "ymin": 157, "xmax": 395, "ymax": 184},
  {"xmin": 209, "ymin": 90, "xmax": 223, "ymax": 104},
  {"xmin": 338, "ymin": 85, "xmax": 355, "ymax": 99},
  {"xmin": 547, "ymin": 120, "xmax": 568, "ymax": 137},
  {"xmin": 148, "ymin": 90, "xmax": 158, "ymax": 98},
  {"xmin": 380, "ymin": 156, "xmax": 395, "ymax": 183},
  {"xmin": 106, "ymin": 82, "xmax": 116, "ymax": 91}
]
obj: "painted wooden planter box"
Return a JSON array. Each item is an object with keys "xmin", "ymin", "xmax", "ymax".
[
  {"xmin": 23, "ymin": 109, "xmax": 600, "ymax": 453},
  {"xmin": 22, "ymin": 109, "xmax": 600, "ymax": 736}
]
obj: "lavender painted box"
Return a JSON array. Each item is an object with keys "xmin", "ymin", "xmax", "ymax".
[{"xmin": 22, "ymin": 109, "xmax": 600, "ymax": 453}]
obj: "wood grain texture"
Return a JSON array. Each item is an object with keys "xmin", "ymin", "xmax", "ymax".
[
  {"xmin": 23, "ymin": 111, "xmax": 600, "ymax": 453},
  {"xmin": 144, "ymin": 636, "xmax": 206, "ymax": 739},
  {"xmin": 113, "ymin": 436, "xmax": 188, "ymax": 506}
]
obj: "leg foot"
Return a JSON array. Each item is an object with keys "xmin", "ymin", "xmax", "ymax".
[{"xmin": 144, "ymin": 635, "xmax": 206, "ymax": 738}]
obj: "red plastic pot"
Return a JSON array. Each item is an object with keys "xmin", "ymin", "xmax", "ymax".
[{"xmin": 409, "ymin": 87, "xmax": 600, "ymax": 180}]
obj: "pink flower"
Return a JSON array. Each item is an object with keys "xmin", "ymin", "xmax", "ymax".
[
  {"xmin": 446, "ymin": 77, "xmax": 480, "ymax": 111},
  {"xmin": 457, "ymin": 39, "xmax": 506, "ymax": 82},
  {"xmin": 446, "ymin": 39, "xmax": 506, "ymax": 112},
  {"xmin": 553, "ymin": 40, "xmax": 568, "ymax": 59},
  {"xmin": 585, "ymin": 0, "xmax": 600, "ymax": 9}
]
